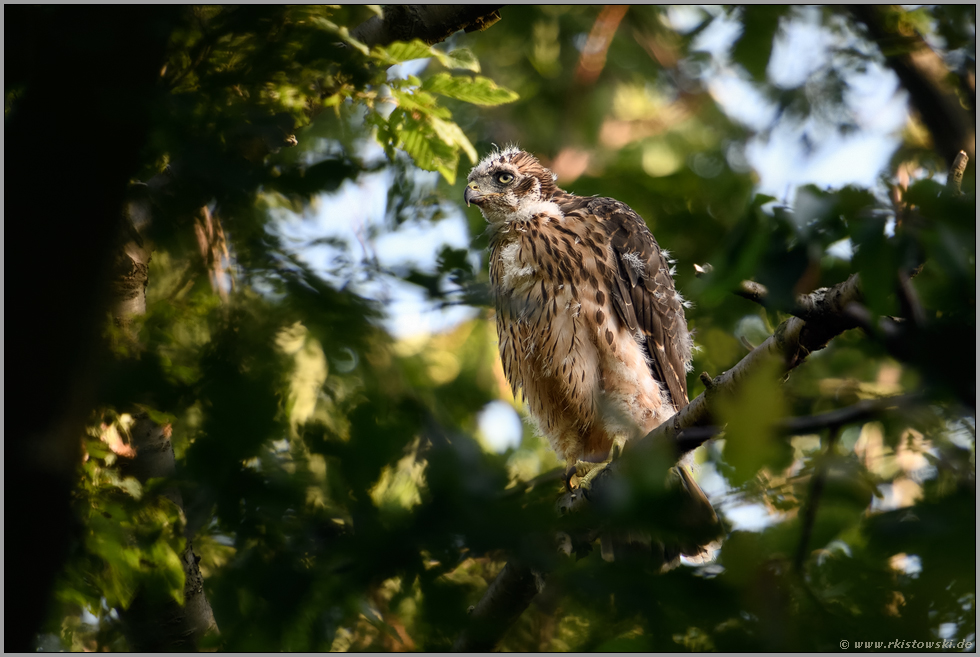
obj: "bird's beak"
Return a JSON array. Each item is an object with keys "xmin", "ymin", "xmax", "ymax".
[{"xmin": 464, "ymin": 182, "xmax": 483, "ymax": 207}]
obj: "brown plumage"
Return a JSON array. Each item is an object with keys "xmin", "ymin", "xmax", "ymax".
[{"xmin": 465, "ymin": 147, "xmax": 717, "ymax": 563}]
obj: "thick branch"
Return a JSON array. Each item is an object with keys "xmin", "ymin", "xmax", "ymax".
[
  {"xmin": 850, "ymin": 6, "xmax": 975, "ymax": 167},
  {"xmin": 350, "ymin": 5, "xmax": 503, "ymax": 48},
  {"xmin": 732, "ymin": 278, "xmax": 863, "ymax": 326},
  {"xmin": 650, "ymin": 274, "xmax": 864, "ymax": 451}
]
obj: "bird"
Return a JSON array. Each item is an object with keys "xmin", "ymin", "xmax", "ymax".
[{"xmin": 465, "ymin": 147, "xmax": 719, "ymax": 564}]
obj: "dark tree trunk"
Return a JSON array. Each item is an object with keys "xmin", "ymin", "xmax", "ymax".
[{"xmin": 5, "ymin": 6, "xmax": 179, "ymax": 651}]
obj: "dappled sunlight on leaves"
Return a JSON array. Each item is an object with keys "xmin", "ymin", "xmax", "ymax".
[{"xmin": 31, "ymin": 3, "xmax": 975, "ymax": 652}]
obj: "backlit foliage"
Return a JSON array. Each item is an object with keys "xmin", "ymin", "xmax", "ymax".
[{"xmin": 37, "ymin": 5, "xmax": 974, "ymax": 651}]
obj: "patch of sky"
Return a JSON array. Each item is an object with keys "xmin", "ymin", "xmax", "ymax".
[
  {"xmin": 478, "ymin": 400, "xmax": 524, "ymax": 453},
  {"xmin": 694, "ymin": 458, "xmax": 779, "ymax": 532},
  {"xmin": 682, "ymin": 6, "xmax": 909, "ymax": 202},
  {"xmin": 274, "ymin": 138, "xmax": 480, "ymax": 339}
]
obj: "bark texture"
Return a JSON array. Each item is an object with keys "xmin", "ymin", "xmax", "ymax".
[
  {"xmin": 452, "ymin": 562, "xmax": 542, "ymax": 652},
  {"xmin": 351, "ymin": 5, "xmax": 503, "ymax": 48}
]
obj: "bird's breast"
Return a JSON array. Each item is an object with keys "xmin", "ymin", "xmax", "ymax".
[{"xmin": 496, "ymin": 239, "xmax": 537, "ymax": 294}]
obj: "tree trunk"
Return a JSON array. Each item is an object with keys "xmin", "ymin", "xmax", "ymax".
[{"xmin": 5, "ymin": 7, "xmax": 179, "ymax": 650}]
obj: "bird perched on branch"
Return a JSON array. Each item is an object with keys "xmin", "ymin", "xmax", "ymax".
[{"xmin": 465, "ymin": 147, "xmax": 718, "ymax": 563}]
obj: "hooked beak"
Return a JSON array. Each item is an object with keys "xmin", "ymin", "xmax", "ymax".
[{"xmin": 464, "ymin": 182, "xmax": 483, "ymax": 207}]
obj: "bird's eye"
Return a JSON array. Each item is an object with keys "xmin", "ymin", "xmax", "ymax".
[{"xmin": 497, "ymin": 172, "xmax": 514, "ymax": 184}]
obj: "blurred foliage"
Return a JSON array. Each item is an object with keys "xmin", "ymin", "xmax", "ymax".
[{"xmin": 33, "ymin": 4, "xmax": 975, "ymax": 652}]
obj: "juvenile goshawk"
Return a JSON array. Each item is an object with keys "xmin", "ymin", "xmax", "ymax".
[{"xmin": 465, "ymin": 147, "xmax": 718, "ymax": 562}]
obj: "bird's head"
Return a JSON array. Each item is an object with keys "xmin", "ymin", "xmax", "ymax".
[{"xmin": 465, "ymin": 148, "xmax": 560, "ymax": 224}]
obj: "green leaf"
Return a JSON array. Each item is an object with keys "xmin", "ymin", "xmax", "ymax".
[
  {"xmin": 715, "ymin": 358, "xmax": 792, "ymax": 485},
  {"xmin": 312, "ymin": 16, "xmax": 370, "ymax": 56},
  {"xmin": 374, "ymin": 38, "xmax": 434, "ymax": 65},
  {"xmin": 422, "ymin": 73, "xmax": 519, "ymax": 106},
  {"xmin": 383, "ymin": 109, "xmax": 460, "ymax": 184},
  {"xmin": 852, "ymin": 216, "xmax": 899, "ymax": 316},
  {"xmin": 429, "ymin": 115, "xmax": 477, "ymax": 164},
  {"xmin": 388, "ymin": 87, "xmax": 451, "ymax": 119},
  {"xmin": 441, "ymin": 48, "xmax": 481, "ymax": 73}
]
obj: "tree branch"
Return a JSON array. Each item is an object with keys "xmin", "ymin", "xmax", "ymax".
[
  {"xmin": 734, "ymin": 278, "xmax": 770, "ymax": 306},
  {"xmin": 671, "ymin": 393, "xmax": 920, "ymax": 456},
  {"xmin": 350, "ymin": 5, "xmax": 503, "ymax": 49},
  {"xmin": 850, "ymin": 6, "xmax": 975, "ymax": 167},
  {"xmin": 451, "ymin": 562, "xmax": 541, "ymax": 652}
]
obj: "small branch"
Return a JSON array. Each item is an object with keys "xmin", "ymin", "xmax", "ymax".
[
  {"xmin": 896, "ymin": 272, "xmax": 926, "ymax": 329},
  {"xmin": 698, "ymin": 371, "xmax": 715, "ymax": 389},
  {"xmin": 698, "ymin": 268, "xmax": 847, "ymax": 326},
  {"xmin": 632, "ymin": 394, "xmax": 918, "ymax": 466},
  {"xmin": 735, "ymin": 279, "xmax": 770, "ymax": 306},
  {"xmin": 794, "ymin": 426, "xmax": 841, "ymax": 572},
  {"xmin": 947, "ymin": 150, "xmax": 969, "ymax": 195},
  {"xmin": 498, "ymin": 467, "xmax": 565, "ymax": 500},
  {"xmin": 350, "ymin": 5, "xmax": 503, "ymax": 49}
]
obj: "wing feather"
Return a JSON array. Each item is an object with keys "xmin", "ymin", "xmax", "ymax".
[{"xmin": 560, "ymin": 195, "xmax": 690, "ymax": 409}]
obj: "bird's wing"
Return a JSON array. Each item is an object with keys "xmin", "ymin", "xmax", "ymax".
[{"xmin": 562, "ymin": 195, "xmax": 690, "ymax": 408}]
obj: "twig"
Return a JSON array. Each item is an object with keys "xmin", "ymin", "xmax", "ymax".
[
  {"xmin": 735, "ymin": 279, "xmax": 770, "ymax": 306},
  {"xmin": 794, "ymin": 426, "xmax": 841, "ymax": 572},
  {"xmin": 497, "ymin": 467, "xmax": 565, "ymax": 500},
  {"xmin": 947, "ymin": 150, "xmax": 968, "ymax": 195},
  {"xmin": 896, "ymin": 272, "xmax": 926, "ymax": 329},
  {"xmin": 698, "ymin": 371, "xmax": 715, "ymax": 389},
  {"xmin": 700, "ymin": 269, "xmax": 852, "ymax": 327},
  {"xmin": 644, "ymin": 394, "xmax": 918, "ymax": 462}
]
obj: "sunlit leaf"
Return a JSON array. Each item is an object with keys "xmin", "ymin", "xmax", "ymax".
[{"xmin": 422, "ymin": 72, "xmax": 519, "ymax": 106}]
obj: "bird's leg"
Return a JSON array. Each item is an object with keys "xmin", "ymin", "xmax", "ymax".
[{"xmin": 571, "ymin": 435, "xmax": 628, "ymax": 491}]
